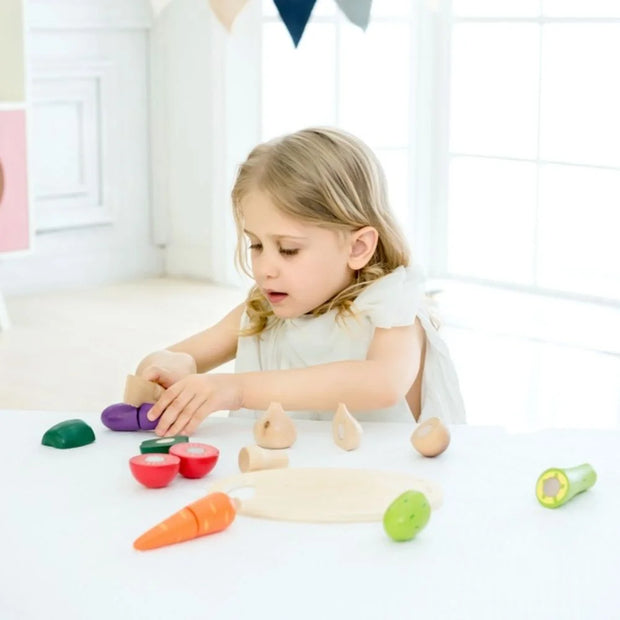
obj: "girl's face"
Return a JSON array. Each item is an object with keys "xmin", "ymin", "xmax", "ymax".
[{"xmin": 241, "ymin": 189, "xmax": 355, "ymax": 319}]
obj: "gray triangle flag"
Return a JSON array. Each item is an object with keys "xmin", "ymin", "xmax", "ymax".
[{"xmin": 335, "ymin": 0, "xmax": 372, "ymax": 30}]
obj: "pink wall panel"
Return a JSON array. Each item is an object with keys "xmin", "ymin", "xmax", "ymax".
[{"xmin": 0, "ymin": 110, "xmax": 30, "ymax": 253}]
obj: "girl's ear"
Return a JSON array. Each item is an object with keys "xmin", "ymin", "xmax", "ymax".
[{"xmin": 348, "ymin": 226, "xmax": 379, "ymax": 270}]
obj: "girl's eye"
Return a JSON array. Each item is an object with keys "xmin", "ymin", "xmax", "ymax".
[{"xmin": 248, "ymin": 243, "xmax": 297, "ymax": 256}]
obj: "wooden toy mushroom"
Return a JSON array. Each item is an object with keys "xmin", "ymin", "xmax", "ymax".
[
  {"xmin": 332, "ymin": 403, "xmax": 363, "ymax": 451},
  {"xmin": 410, "ymin": 417, "xmax": 450, "ymax": 457},
  {"xmin": 238, "ymin": 445, "xmax": 289, "ymax": 473},
  {"xmin": 253, "ymin": 402, "xmax": 297, "ymax": 449}
]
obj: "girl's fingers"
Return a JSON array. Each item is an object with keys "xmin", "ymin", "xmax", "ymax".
[
  {"xmin": 181, "ymin": 402, "xmax": 212, "ymax": 436},
  {"xmin": 142, "ymin": 366, "xmax": 177, "ymax": 390},
  {"xmin": 147, "ymin": 384, "xmax": 179, "ymax": 421},
  {"xmin": 141, "ymin": 366, "xmax": 161, "ymax": 383},
  {"xmin": 165, "ymin": 395, "xmax": 203, "ymax": 437},
  {"xmin": 154, "ymin": 389, "xmax": 195, "ymax": 436}
]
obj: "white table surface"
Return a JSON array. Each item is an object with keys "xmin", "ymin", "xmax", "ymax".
[{"xmin": 1, "ymin": 410, "xmax": 618, "ymax": 620}]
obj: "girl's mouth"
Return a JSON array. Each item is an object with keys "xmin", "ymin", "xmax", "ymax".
[{"xmin": 266, "ymin": 291, "xmax": 288, "ymax": 304}]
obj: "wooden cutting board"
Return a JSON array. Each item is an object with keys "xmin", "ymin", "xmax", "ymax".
[{"xmin": 208, "ymin": 467, "xmax": 442, "ymax": 523}]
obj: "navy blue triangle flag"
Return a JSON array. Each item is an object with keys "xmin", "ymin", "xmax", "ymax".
[{"xmin": 273, "ymin": 0, "xmax": 317, "ymax": 47}]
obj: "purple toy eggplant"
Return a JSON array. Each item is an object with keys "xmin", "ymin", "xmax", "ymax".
[
  {"xmin": 101, "ymin": 402, "xmax": 158, "ymax": 431},
  {"xmin": 138, "ymin": 403, "xmax": 158, "ymax": 430}
]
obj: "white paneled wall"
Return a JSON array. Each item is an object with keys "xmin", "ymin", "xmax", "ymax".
[
  {"xmin": 0, "ymin": 0, "xmax": 161, "ymax": 294},
  {"xmin": 31, "ymin": 61, "xmax": 112, "ymax": 230},
  {"xmin": 0, "ymin": 0, "xmax": 262, "ymax": 295}
]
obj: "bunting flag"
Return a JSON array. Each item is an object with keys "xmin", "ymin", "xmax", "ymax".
[
  {"xmin": 335, "ymin": 0, "xmax": 372, "ymax": 31},
  {"xmin": 273, "ymin": 0, "xmax": 317, "ymax": 47},
  {"xmin": 149, "ymin": 0, "xmax": 373, "ymax": 44},
  {"xmin": 209, "ymin": 0, "xmax": 250, "ymax": 31}
]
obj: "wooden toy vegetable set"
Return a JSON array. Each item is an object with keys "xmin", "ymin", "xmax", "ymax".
[{"xmin": 40, "ymin": 374, "xmax": 599, "ymax": 552}]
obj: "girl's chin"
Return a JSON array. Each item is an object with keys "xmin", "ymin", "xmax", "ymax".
[
  {"xmin": 270, "ymin": 304, "xmax": 308, "ymax": 320},
  {"xmin": 271, "ymin": 307, "xmax": 297, "ymax": 319}
]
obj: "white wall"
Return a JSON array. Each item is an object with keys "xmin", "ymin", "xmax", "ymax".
[
  {"xmin": 0, "ymin": 0, "xmax": 261, "ymax": 296},
  {"xmin": 0, "ymin": 0, "xmax": 162, "ymax": 295},
  {"xmin": 151, "ymin": 0, "xmax": 261, "ymax": 287}
]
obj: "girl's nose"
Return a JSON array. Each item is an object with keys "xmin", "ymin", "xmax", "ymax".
[{"xmin": 253, "ymin": 251, "xmax": 279, "ymax": 280}]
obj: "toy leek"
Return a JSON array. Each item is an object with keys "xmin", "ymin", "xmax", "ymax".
[{"xmin": 535, "ymin": 463, "xmax": 597, "ymax": 508}]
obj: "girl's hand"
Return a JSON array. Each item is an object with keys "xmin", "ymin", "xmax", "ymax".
[
  {"xmin": 137, "ymin": 351, "xmax": 197, "ymax": 385},
  {"xmin": 141, "ymin": 364, "xmax": 192, "ymax": 387},
  {"xmin": 146, "ymin": 371, "xmax": 244, "ymax": 437}
]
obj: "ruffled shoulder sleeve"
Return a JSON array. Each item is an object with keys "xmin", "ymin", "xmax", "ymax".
[{"xmin": 352, "ymin": 266, "xmax": 425, "ymax": 328}]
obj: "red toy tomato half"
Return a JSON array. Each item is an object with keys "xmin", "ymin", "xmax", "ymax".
[
  {"xmin": 129, "ymin": 453, "xmax": 180, "ymax": 488},
  {"xmin": 169, "ymin": 443, "xmax": 219, "ymax": 479}
]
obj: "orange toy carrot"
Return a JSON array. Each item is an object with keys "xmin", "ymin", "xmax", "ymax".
[{"xmin": 134, "ymin": 492, "xmax": 236, "ymax": 551}]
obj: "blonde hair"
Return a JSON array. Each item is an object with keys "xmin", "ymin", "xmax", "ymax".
[{"xmin": 231, "ymin": 127, "xmax": 410, "ymax": 336}]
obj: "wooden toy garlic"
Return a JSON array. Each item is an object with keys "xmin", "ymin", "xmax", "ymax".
[
  {"xmin": 332, "ymin": 403, "xmax": 363, "ymax": 451},
  {"xmin": 410, "ymin": 417, "xmax": 450, "ymax": 457},
  {"xmin": 253, "ymin": 402, "xmax": 297, "ymax": 449}
]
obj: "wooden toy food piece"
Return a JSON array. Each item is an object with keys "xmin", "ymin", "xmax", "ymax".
[
  {"xmin": 137, "ymin": 403, "xmax": 158, "ymax": 430},
  {"xmin": 238, "ymin": 445, "xmax": 289, "ymax": 473},
  {"xmin": 140, "ymin": 435, "xmax": 189, "ymax": 454},
  {"xmin": 101, "ymin": 403, "xmax": 139, "ymax": 431},
  {"xmin": 253, "ymin": 402, "xmax": 297, "ymax": 449},
  {"xmin": 209, "ymin": 468, "xmax": 442, "ymax": 522},
  {"xmin": 332, "ymin": 403, "xmax": 363, "ymax": 451},
  {"xmin": 129, "ymin": 453, "xmax": 180, "ymax": 488},
  {"xmin": 169, "ymin": 442, "xmax": 219, "ymax": 479},
  {"xmin": 123, "ymin": 374, "xmax": 164, "ymax": 407},
  {"xmin": 411, "ymin": 417, "xmax": 450, "ymax": 457},
  {"xmin": 383, "ymin": 490, "xmax": 431, "ymax": 542},
  {"xmin": 133, "ymin": 492, "xmax": 237, "ymax": 551},
  {"xmin": 100, "ymin": 403, "xmax": 157, "ymax": 431},
  {"xmin": 536, "ymin": 464, "xmax": 597, "ymax": 509},
  {"xmin": 41, "ymin": 419, "xmax": 95, "ymax": 449}
]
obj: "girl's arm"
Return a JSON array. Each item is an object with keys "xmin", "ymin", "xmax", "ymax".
[
  {"xmin": 136, "ymin": 303, "xmax": 245, "ymax": 381},
  {"xmin": 149, "ymin": 318, "xmax": 424, "ymax": 436},
  {"xmin": 239, "ymin": 319, "xmax": 424, "ymax": 411}
]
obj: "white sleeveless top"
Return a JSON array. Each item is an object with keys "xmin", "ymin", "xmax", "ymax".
[{"xmin": 232, "ymin": 266, "xmax": 467, "ymax": 424}]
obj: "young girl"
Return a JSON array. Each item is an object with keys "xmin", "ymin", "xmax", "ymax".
[{"xmin": 137, "ymin": 127, "xmax": 466, "ymax": 437}]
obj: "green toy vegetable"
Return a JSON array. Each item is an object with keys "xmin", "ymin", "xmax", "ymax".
[
  {"xmin": 140, "ymin": 435, "xmax": 189, "ymax": 454},
  {"xmin": 41, "ymin": 419, "xmax": 95, "ymax": 449},
  {"xmin": 383, "ymin": 490, "xmax": 431, "ymax": 542},
  {"xmin": 536, "ymin": 463, "xmax": 597, "ymax": 508}
]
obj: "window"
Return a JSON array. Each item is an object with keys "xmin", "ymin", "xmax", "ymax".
[
  {"xmin": 260, "ymin": 0, "xmax": 416, "ymax": 236},
  {"xmin": 258, "ymin": 1, "xmax": 620, "ymax": 428},
  {"xmin": 261, "ymin": 0, "xmax": 620, "ymax": 306},
  {"xmin": 447, "ymin": 1, "xmax": 620, "ymax": 303}
]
